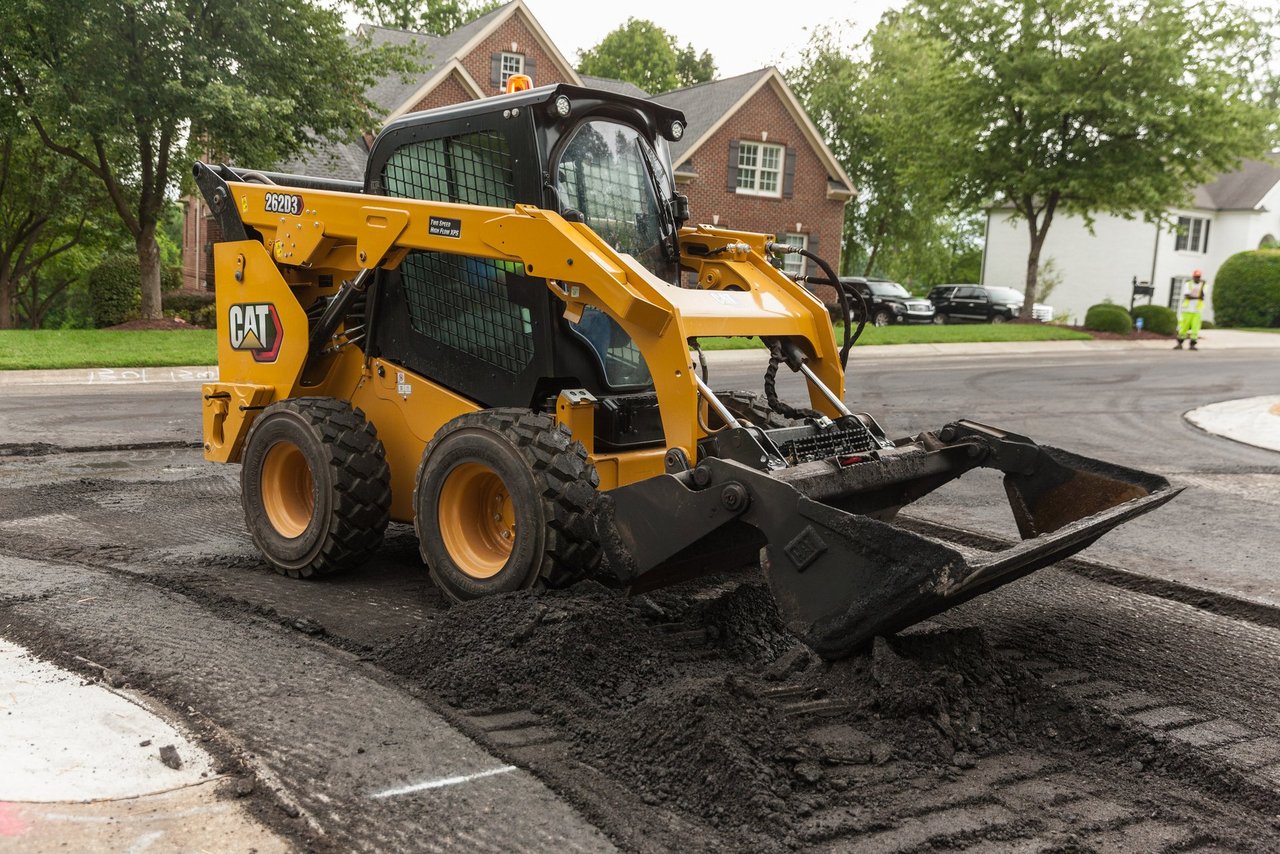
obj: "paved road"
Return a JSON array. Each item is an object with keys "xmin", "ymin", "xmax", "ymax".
[
  {"xmin": 3, "ymin": 348, "xmax": 1280, "ymax": 851},
  {"xmin": 712, "ymin": 347, "xmax": 1280, "ymax": 605}
]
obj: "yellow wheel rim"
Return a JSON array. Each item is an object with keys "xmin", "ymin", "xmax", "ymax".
[
  {"xmin": 261, "ymin": 441, "xmax": 314, "ymax": 538},
  {"xmin": 438, "ymin": 462, "xmax": 515, "ymax": 579}
]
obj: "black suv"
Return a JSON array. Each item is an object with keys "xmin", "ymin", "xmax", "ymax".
[
  {"xmin": 927, "ymin": 284, "xmax": 1049, "ymax": 323},
  {"xmin": 807, "ymin": 277, "xmax": 935, "ymax": 325}
]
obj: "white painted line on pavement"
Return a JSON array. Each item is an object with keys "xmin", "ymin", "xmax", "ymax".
[{"xmin": 370, "ymin": 765, "xmax": 517, "ymax": 799}]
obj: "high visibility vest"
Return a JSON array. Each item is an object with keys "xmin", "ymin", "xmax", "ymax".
[{"xmin": 1180, "ymin": 285, "xmax": 1205, "ymax": 315}]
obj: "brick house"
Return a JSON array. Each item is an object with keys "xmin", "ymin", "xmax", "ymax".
[
  {"xmin": 181, "ymin": 0, "xmax": 852, "ymax": 287},
  {"xmin": 656, "ymin": 68, "xmax": 853, "ymax": 289}
]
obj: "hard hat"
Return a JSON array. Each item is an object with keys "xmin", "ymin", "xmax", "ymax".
[{"xmin": 1192, "ymin": 269, "xmax": 1202, "ymax": 277}]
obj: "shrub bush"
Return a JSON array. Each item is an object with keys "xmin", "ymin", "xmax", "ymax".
[
  {"xmin": 161, "ymin": 264, "xmax": 183, "ymax": 292},
  {"xmin": 163, "ymin": 290, "xmax": 216, "ymax": 327},
  {"xmin": 1084, "ymin": 303, "xmax": 1133, "ymax": 333},
  {"xmin": 88, "ymin": 253, "xmax": 142, "ymax": 327},
  {"xmin": 1130, "ymin": 304, "xmax": 1177, "ymax": 336},
  {"xmin": 1213, "ymin": 249, "xmax": 1280, "ymax": 327},
  {"xmin": 87, "ymin": 255, "xmax": 186, "ymax": 327}
]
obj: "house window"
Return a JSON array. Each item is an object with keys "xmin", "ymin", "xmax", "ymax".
[
  {"xmin": 781, "ymin": 233, "xmax": 807, "ymax": 276},
  {"xmin": 736, "ymin": 141, "xmax": 784, "ymax": 197},
  {"xmin": 500, "ymin": 53, "xmax": 524, "ymax": 88},
  {"xmin": 1174, "ymin": 215, "xmax": 1210, "ymax": 254}
]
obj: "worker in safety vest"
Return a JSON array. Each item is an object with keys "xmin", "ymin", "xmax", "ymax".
[{"xmin": 1174, "ymin": 270, "xmax": 1207, "ymax": 350}]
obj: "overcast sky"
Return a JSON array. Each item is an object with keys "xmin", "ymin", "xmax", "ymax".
[{"xmin": 521, "ymin": 0, "xmax": 904, "ymax": 77}]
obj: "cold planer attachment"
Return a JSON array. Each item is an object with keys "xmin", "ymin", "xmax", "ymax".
[{"xmin": 598, "ymin": 419, "xmax": 1178, "ymax": 659}]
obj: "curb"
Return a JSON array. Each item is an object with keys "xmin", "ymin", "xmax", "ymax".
[
  {"xmin": 3, "ymin": 333, "xmax": 1278, "ymax": 387},
  {"xmin": 1184, "ymin": 396, "xmax": 1280, "ymax": 454},
  {"xmin": 0, "ymin": 366, "xmax": 218, "ymax": 388}
]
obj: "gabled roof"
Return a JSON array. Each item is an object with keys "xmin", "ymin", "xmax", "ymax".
[
  {"xmin": 1192, "ymin": 155, "xmax": 1280, "ymax": 211},
  {"xmin": 357, "ymin": 24, "xmax": 444, "ymax": 115},
  {"xmin": 649, "ymin": 68, "xmax": 854, "ymax": 199},
  {"xmin": 277, "ymin": 137, "xmax": 369, "ymax": 184},
  {"xmin": 580, "ymin": 75, "xmax": 649, "ymax": 99},
  {"xmin": 377, "ymin": 0, "xmax": 582, "ymax": 123},
  {"xmin": 651, "ymin": 69, "xmax": 768, "ymax": 163}
]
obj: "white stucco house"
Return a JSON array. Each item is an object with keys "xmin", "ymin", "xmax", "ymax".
[{"xmin": 980, "ymin": 155, "xmax": 1280, "ymax": 324}]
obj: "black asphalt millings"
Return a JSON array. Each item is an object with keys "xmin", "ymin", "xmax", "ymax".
[{"xmin": 374, "ymin": 580, "xmax": 1054, "ymax": 842}]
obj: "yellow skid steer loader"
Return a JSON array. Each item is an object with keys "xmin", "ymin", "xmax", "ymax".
[{"xmin": 195, "ymin": 81, "xmax": 1176, "ymax": 658}]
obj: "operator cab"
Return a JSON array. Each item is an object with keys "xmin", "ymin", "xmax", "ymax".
[{"xmin": 362, "ymin": 83, "xmax": 688, "ymax": 449}]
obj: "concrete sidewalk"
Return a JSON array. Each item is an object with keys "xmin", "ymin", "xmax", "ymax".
[
  {"xmin": 1186, "ymin": 396, "xmax": 1280, "ymax": 454},
  {"xmin": 0, "ymin": 638, "xmax": 287, "ymax": 852},
  {"xmin": 1, "ymin": 330, "xmax": 1277, "ymax": 387}
]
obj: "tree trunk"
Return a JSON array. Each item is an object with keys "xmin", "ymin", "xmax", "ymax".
[
  {"xmin": 0, "ymin": 271, "xmax": 13, "ymax": 329},
  {"xmin": 1020, "ymin": 195, "xmax": 1058, "ymax": 321},
  {"xmin": 1022, "ymin": 228, "xmax": 1045, "ymax": 321},
  {"xmin": 136, "ymin": 222, "xmax": 163, "ymax": 320}
]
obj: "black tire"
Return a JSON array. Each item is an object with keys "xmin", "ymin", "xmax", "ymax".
[
  {"xmin": 240, "ymin": 397, "xmax": 391, "ymax": 578},
  {"xmin": 414, "ymin": 409, "xmax": 600, "ymax": 602},
  {"xmin": 932, "ymin": 313, "xmax": 947, "ymax": 325},
  {"xmin": 991, "ymin": 312, "xmax": 1008, "ymax": 324},
  {"xmin": 872, "ymin": 309, "xmax": 894, "ymax": 327}
]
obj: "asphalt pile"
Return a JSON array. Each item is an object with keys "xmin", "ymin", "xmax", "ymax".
[{"xmin": 377, "ymin": 578, "xmax": 1051, "ymax": 842}]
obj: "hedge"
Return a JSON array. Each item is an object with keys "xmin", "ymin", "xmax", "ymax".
[
  {"xmin": 162, "ymin": 290, "xmax": 217, "ymax": 327},
  {"xmin": 88, "ymin": 254, "xmax": 142, "ymax": 327},
  {"xmin": 1084, "ymin": 303, "xmax": 1133, "ymax": 333},
  {"xmin": 88, "ymin": 254, "xmax": 183, "ymax": 327},
  {"xmin": 1213, "ymin": 249, "xmax": 1280, "ymax": 328},
  {"xmin": 1131, "ymin": 304, "xmax": 1177, "ymax": 336}
]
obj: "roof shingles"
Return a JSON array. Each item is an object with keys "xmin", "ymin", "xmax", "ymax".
[
  {"xmin": 1194, "ymin": 155, "xmax": 1280, "ymax": 211},
  {"xmin": 648, "ymin": 69, "xmax": 770, "ymax": 164}
]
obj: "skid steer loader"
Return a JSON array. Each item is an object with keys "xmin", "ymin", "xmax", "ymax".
[{"xmin": 194, "ymin": 79, "xmax": 1177, "ymax": 659}]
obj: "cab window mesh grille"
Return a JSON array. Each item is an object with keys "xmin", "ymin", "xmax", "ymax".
[
  {"xmin": 383, "ymin": 131, "xmax": 514, "ymax": 207},
  {"xmin": 399, "ymin": 252, "xmax": 533, "ymax": 374},
  {"xmin": 383, "ymin": 129, "xmax": 530, "ymax": 374}
]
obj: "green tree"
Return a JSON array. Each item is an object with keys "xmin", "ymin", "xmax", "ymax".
[
  {"xmin": 675, "ymin": 43, "xmax": 717, "ymax": 89},
  {"xmin": 905, "ymin": 0, "xmax": 1275, "ymax": 318},
  {"xmin": 349, "ymin": 0, "xmax": 501, "ymax": 35},
  {"xmin": 1, "ymin": 0, "xmax": 416, "ymax": 321},
  {"xmin": 578, "ymin": 19, "xmax": 716, "ymax": 93},
  {"xmin": 0, "ymin": 132, "xmax": 123, "ymax": 329},
  {"xmin": 789, "ymin": 21, "xmax": 959, "ymax": 279}
]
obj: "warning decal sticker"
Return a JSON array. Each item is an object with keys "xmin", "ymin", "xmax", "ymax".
[{"xmin": 428, "ymin": 216, "xmax": 462, "ymax": 238}]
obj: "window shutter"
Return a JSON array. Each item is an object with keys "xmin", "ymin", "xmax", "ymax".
[
  {"xmin": 807, "ymin": 233, "xmax": 817, "ymax": 254},
  {"xmin": 490, "ymin": 53, "xmax": 501, "ymax": 90},
  {"xmin": 1202, "ymin": 220, "xmax": 1210, "ymax": 254},
  {"xmin": 727, "ymin": 140, "xmax": 739, "ymax": 191},
  {"xmin": 523, "ymin": 56, "xmax": 536, "ymax": 84},
  {"xmin": 782, "ymin": 146, "xmax": 797, "ymax": 198}
]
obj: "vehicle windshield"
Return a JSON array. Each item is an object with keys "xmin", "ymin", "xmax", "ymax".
[
  {"xmin": 868, "ymin": 281, "xmax": 911, "ymax": 298},
  {"xmin": 986, "ymin": 287, "xmax": 1025, "ymax": 303},
  {"xmin": 557, "ymin": 119, "xmax": 673, "ymax": 388},
  {"xmin": 555, "ymin": 119, "xmax": 677, "ymax": 284}
]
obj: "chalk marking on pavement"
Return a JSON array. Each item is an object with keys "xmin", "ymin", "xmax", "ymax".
[
  {"xmin": 370, "ymin": 765, "xmax": 517, "ymax": 799},
  {"xmin": 125, "ymin": 830, "xmax": 164, "ymax": 853}
]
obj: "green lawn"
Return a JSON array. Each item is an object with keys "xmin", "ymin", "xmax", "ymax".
[
  {"xmin": 698, "ymin": 323, "xmax": 1092, "ymax": 350},
  {"xmin": 1235, "ymin": 327, "xmax": 1280, "ymax": 334},
  {"xmin": 0, "ymin": 329, "xmax": 218, "ymax": 370},
  {"xmin": 0, "ymin": 322, "xmax": 1094, "ymax": 370}
]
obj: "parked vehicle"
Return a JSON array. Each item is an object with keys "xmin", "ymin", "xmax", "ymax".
[
  {"xmin": 805, "ymin": 277, "xmax": 934, "ymax": 325},
  {"xmin": 928, "ymin": 284, "xmax": 1053, "ymax": 324}
]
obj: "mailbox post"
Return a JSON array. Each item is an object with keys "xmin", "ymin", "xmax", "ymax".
[{"xmin": 1130, "ymin": 275, "xmax": 1155, "ymax": 312}]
